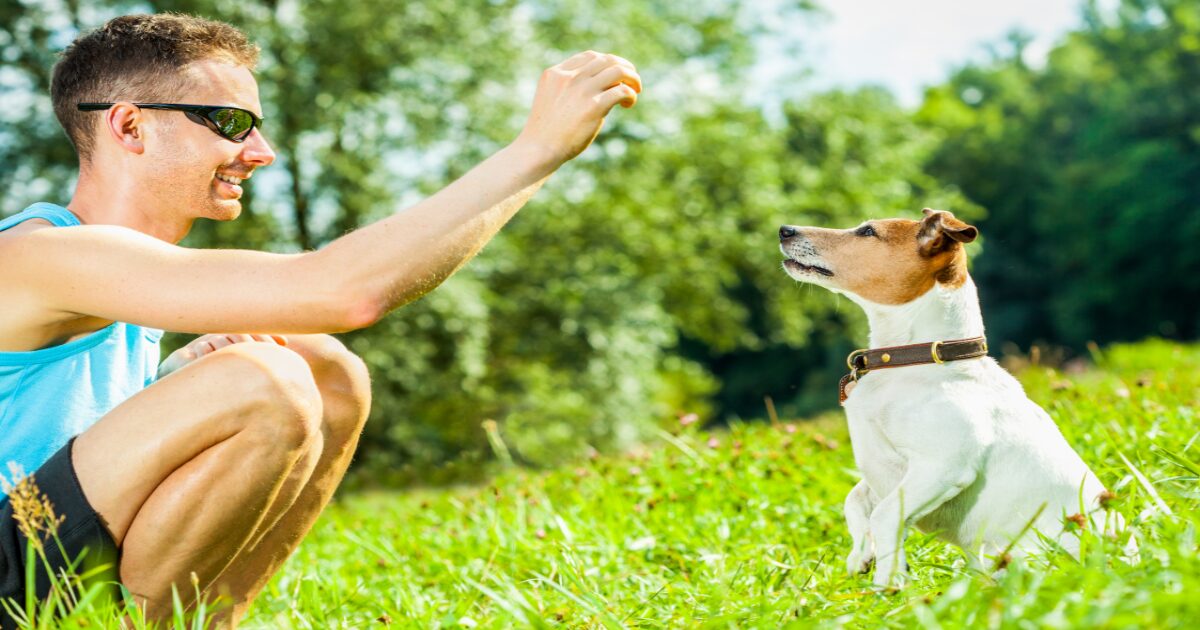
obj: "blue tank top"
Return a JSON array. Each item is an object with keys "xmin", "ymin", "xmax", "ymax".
[{"xmin": 0, "ymin": 203, "xmax": 162, "ymax": 498}]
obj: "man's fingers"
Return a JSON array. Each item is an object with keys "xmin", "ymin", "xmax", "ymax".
[
  {"xmin": 187, "ymin": 334, "xmax": 221, "ymax": 352},
  {"xmin": 575, "ymin": 54, "xmax": 615, "ymax": 79},
  {"xmin": 575, "ymin": 56, "xmax": 641, "ymax": 104},
  {"xmin": 194, "ymin": 333, "xmax": 247, "ymax": 354},
  {"xmin": 589, "ymin": 53, "xmax": 637, "ymax": 77},
  {"xmin": 574, "ymin": 53, "xmax": 638, "ymax": 82},
  {"xmin": 173, "ymin": 332, "xmax": 286, "ymax": 371},
  {"xmin": 588, "ymin": 64, "xmax": 642, "ymax": 95},
  {"xmin": 208, "ymin": 336, "xmax": 236, "ymax": 351},
  {"xmin": 558, "ymin": 50, "xmax": 602, "ymax": 72},
  {"xmin": 597, "ymin": 83, "xmax": 639, "ymax": 110}
]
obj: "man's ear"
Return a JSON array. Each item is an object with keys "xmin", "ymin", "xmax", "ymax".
[
  {"xmin": 104, "ymin": 102, "xmax": 146, "ymax": 155},
  {"xmin": 918, "ymin": 208, "xmax": 978, "ymax": 256}
]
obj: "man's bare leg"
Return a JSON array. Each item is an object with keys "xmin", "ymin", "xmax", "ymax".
[
  {"xmin": 72, "ymin": 342, "xmax": 327, "ymax": 620},
  {"xmin": 203, "ymin": 334, "xmax": 371, "ymax": 624}
]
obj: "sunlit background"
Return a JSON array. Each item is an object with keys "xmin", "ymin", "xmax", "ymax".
[
  {"xmin": 789, "ymin": 0, "xmax": 1088, "ymax": 105},
  {"xmin": 2, "ymin": 0, "xmax": 1195, "ymax": 482}
]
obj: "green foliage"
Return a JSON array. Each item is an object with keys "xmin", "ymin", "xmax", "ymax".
[
  {"xmin": 917, "ymin": 0, "xmax": 1200, "ymax": 350},
  {"xmin": 4, "ymin": 0, "xmax": 1193, "ymax": 472},
  {"xmin": 250, "ymin": 340, "xmax": 1200, "ymax": 627},
  {"xmin": 2, "ymin": 0, "xmax": 966, "ymax": 469}
]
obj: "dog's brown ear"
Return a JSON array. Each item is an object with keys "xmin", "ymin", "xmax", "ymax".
[{"xmin": 918, "ymin": 208, "xmax": 978, "ymax": 256}]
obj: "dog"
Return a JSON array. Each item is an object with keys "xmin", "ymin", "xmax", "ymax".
[{"xmin": 779, "ymin": 208, "xmax": 1120, "ymax": 587}]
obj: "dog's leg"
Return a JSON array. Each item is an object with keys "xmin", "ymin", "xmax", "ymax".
[
  {"xmin": 869, "ymin": 465, "xmax": 977, "ymax": 587},
  {"xmin": 844, "ymin": 480, "xmax": 877, "ymax": 574}
]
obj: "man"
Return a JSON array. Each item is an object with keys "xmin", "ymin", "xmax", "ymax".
[{"xmin": 0, "ymin": 12, "xmax": 640, "ymax": 627}]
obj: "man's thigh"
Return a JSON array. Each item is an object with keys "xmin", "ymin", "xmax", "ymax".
[{"xmin": 72, "ymin": 342, "xmax": 320, "ymax": 545}]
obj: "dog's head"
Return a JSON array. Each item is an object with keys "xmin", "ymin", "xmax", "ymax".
[{"xmin": 778, "ymin": 208, "xmax": 978, "ymax": 305}]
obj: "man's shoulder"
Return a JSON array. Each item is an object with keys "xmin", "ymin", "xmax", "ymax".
[
  {"xmin": 0, "ymin": 217, "xmax": 57, "ymax": 241},
  {"xmin": 0, "ymin": 219, "xmax": 60, "ymax": 272},
  {"xmin": 0, "ymin": 219, "xmax": 72, "ymax": 349}
]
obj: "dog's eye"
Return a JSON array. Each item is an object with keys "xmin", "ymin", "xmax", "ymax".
[{"xmin": 855, "ymin": 224, "xmax": 877, "ymax": 237}]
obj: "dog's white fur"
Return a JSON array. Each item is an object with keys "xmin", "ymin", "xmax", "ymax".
[{"xmin": 780, "ymin": 211, "xmax": 1117, "ymax": 586}]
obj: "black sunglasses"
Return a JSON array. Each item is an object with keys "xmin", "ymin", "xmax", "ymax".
[{"xmin": 77, "ymin": 102, "xmax": 264, "ymax": 143}]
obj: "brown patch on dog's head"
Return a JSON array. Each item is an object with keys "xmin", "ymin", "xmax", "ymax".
[{"xmin": 779, "ymin": 208, "xmax": 978, "ymax": 305}]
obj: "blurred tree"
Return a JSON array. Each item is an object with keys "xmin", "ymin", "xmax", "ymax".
[
  {"xmin": 1, "ymin": 0, "xmax": 974, "ymax": 477},
  {"xmin": 918, "ymin": 0, "xmax": 1200, "ymax": 350}
]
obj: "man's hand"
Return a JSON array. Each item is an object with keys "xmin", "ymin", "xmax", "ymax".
[
  {"xmin": 515, "ymin": 51, "xmax": 642, "ymax": 168},
  {"xmin": 158, "ymin": 333, "xmax": 287, "ymax": 379}
]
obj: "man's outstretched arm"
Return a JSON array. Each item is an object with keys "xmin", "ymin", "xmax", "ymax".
[{"xmin": 3, "ymin": 52, "xmax": 640, "ymax": 336}]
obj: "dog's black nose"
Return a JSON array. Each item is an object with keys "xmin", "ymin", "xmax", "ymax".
[{"xmin": 779, "ymin": 225, "xmax": 798, "ymax": 240}]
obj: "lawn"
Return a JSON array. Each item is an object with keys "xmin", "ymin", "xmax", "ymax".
[
  {"xmin": 8, "ymin": 340, "xmax": 1198, "ymax": 628},
  {"xmin": 242, "ymin": 339, "xmax": 1200, "ymax": 628}
]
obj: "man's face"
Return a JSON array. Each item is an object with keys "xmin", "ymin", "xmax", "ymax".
[{"xmin": 138, "ymin": 59, "xmax": 275, "ymax": 224}]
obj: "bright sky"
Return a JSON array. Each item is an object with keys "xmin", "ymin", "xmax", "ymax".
[{"xmin": 761, "ymin": 0, "xmax": 1090, "ymax": 107}]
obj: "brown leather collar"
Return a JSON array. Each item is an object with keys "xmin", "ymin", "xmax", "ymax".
[{"xmin": 838, "ymin": 336, "xmax": 988, "ymax": 405}]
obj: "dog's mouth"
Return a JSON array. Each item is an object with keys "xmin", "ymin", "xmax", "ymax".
[{"xmin": 784, "ymin": 258, "xmax": 834, "ymax": 277}]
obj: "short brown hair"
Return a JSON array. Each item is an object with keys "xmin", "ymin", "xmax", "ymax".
[{"xmin": 51, "ymin": 13, "xmax": 260, "ymax": 161}]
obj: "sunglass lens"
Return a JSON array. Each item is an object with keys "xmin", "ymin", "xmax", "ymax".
[{"xmin": 212, "ymin": 108, "xmax": 254, "ymax": 141}]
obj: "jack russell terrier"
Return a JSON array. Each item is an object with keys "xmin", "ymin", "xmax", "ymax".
[{"xmin": 779, "ymin": 209, "xmax": 1121, "ymax": 587}]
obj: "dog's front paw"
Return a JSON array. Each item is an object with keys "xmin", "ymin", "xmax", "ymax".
[
  {"xmin": 846, "ymin": 546, "xmax": 874, "ymax": 575},
  {"xmin": 871, "ymin": 556, "xmax": 909, "ymax": 588}
]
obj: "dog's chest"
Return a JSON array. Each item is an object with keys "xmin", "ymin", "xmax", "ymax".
[{"xmin": 844, "ymin": 409, "xmax": 908, "ymax": 494}]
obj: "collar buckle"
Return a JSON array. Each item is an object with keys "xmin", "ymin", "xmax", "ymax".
[{"xmin": 846, "ymin": 348, "xmax": 869, "ymax": 381}]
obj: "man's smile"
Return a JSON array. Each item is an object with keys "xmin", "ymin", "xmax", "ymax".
[{"xmin": 214, "ymin": 172, "xmax": 245, "ymax": 198}]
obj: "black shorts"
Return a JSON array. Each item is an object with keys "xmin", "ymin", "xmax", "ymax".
[{"xmin": 0, "ymin": 439, "xmax": 120, "ymax": 629}]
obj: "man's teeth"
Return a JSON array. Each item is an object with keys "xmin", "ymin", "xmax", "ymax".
[{"xmin": 216, "ymin": 174, "xmax": 243, "ymax": 185}]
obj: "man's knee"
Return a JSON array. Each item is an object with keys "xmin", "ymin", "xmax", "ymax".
[
  {"xmin": 289, "ymin": 335, "xmax": 370, "ymax": 386},
  {"xmin": 284, "ymin": 335, "xmax": 371, "ymax": 429},
  {"xmin": 204, "ymin": 342, "xmax": 324, "ymax": 449}
]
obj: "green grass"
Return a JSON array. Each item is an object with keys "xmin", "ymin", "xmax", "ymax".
[
  {"xmin": 240, "ymin": 339, "xmax": 1200, "ymax": 628},
  {"xmin": 10, "ymin": 339, "xmax": 1200, "ymax": 628}
]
